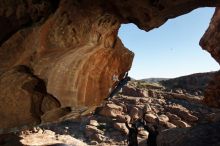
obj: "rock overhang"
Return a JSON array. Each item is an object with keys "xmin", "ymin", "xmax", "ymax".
[{"xmin": 0, "ymin": 0, "xmax": 220, "ymax": 132}]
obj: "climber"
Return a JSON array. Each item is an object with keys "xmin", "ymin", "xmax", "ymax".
[{"xmin": 106, "ymin": 72, "xmax": 131, "ymax": 100}]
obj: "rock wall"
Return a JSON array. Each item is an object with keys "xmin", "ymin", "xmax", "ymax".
[
  {"xmin": 0, "ymin": 0, "xmax": 220, "ymax": 132},
  {"xmin": 200, "ymin": 8, "xmax": 220, "ymax": 107}
]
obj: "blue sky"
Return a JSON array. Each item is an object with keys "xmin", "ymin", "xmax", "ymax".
[{"xmin": 119, "ymin": 8, "xmax": 220, "ymax": 80}]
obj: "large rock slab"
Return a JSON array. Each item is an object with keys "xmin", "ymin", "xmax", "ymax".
[
  {"xmin": 200, "ymin": 8, "xmax": 220, "ymax": 108},
  {"xmin": 157, "ymin": 122, "xmax": 220, "ymax": 146}
]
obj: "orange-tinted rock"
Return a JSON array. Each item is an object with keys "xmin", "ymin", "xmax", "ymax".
[
  {"xmin": 0, "ymin": 66, "xmax": 60, "ymax": 132},
  {"xmin": 0, "ymin": 0, "xmax": 133, "ymax": 131},
  {"xmin": 200, "ymin": 8, "xmax": 220, "ymax": 64},
  {"xmin": 1, "ymin": 0, "xmax": 220, "ymax": 132},
  {"xmin": 200, "ymin": 9, "xmax": 220, "ymax": 108}
]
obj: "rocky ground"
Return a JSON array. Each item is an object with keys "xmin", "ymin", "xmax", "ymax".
[{"xmin": 1, "ymin": 80, "xmax": 220, "ymax": 146}]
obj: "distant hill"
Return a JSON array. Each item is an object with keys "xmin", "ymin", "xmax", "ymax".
[
  {"xmin": 160, "ymin": 72, "xmax": 216, "ymax": 94},
  {"xmin": 140, "ymin": 78, "xmax": 169, "ymax": 83}
]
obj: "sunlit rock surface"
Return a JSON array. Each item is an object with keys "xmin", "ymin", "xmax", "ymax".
[
  {"xmin": 200, "ymin": 8, "xmax": 220, "ymax": 107},
  {"xmin": 0, "ymin": 0, "xmax": 220, "ymax": 132}
]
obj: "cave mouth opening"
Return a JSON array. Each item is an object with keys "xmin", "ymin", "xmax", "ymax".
[{"xmin": 118, "ymin": 7, "xmax": 219, "ymax": 81}]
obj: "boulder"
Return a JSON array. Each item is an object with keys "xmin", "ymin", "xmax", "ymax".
[
  {"xmin": 170, "ymin": 120, "xmax": 190, "ymax": 128},
  {"xmin": 157, "ymin": 122, "xmax": 220, "ymax": 146},
  {"xmin": 166, "ymin": 105, "xmax": 198, "ymax": 122},
  {"xmin": 116, "ymin": 114, "xmax": 131, "ymax": 123},
  {"xmin": 144, "ymin": 113, "xmax": 157, "ymax": 123},
  {"xmin": 122, "ymin": 86, "xmax": 146, "ymax": 97},
  {"xmin": 143, "ymin": 104, "xmax": 153, "ymax": 113},
  {"xmin": 206, "ymin": 113, "xmax": 220, "ymax": 122},
  {"xmin": 113, "ymin": 123, "xmax": 129, "ymax": 135},
  {"xmin": 129, "ymin": 107, "xmax": 143, "ymax": 121},
  {"xmin": 163, "ymin": 122, "xmax": 177, "ymax": 129},
  {"xmin": 92, "ymin": 134, "xmax": 105, "ymax": 143},
  {"xmin": 85, "ymin": 125, "xmax": 104, "ymax": 137},
  {"xmin": 99, "ymin": 103, "xmax": 123, "ymax": 118},
  {"xmin": 159, "ymin": 114, "xmax": 169, "ymax": 123},
  {"xmin": 166, "ymin": 112, "xmax": 181, "ymax": 121},
  {"xmin": 138, "ymin": 130, "xmax": 149, "ymax": 138},
  {"xmin": 89, "ymin": 120, "xmax": 99, "ymax": 127}
]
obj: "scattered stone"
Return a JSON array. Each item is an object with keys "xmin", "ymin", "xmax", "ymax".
[
  {"xmin": 143, "ymin": 104, "xmax": 152, "ymax": 113},
  {"xmin": 89, "ymin": 120, "xmax": 99, "ymax": 127},
  {"xmin": 159, "ymin": 114, "xmax": 169, "ymax": 123},
  {"xmin": 174, "ymin": 89, "xmax": 183, "ymax": 94},
  {"xmin": 166, "ymin": 112, "xmax": 181, "ymax": 121},
  {"xmin": 171, "ymin": 120, "xmax": 190, "ymax": 128},
  {"xmin": 157, "ymin": 122, "xmax": 220, "ymax": 146},
  {"xmin": 85, "ymin": 125, "xmax": 103, "ymax": 137},
  {"xmin": 144, "ymin": 113, "xmax": 157, "ymax": 123},
  {"xmin": 20, "ymin": 129, "xmax": 88, "ymax": 146},
  {"xmin": 42, "ymin": 130, "xmax": 55, "ymax": 135},
  {"xmin": 163, "ymin": 122, "xmax": 177, "ymax": 129},
  {"xmin": 148, "ymin": 90, "xmax": 156, "ymax": 98},
  {"xmin": 142, "ymin": 90, "xmax": 149, "ymax": 97},
  {"xmin": 113, "ymin": 123, "xmax": 129, "ymax": 134},
  {"xmin": 99, "ymin": 103, "xmax": 123, "ymax": 117},
  {"xmin": 90, "ymin": 141, "xmax": 99, "ymax": 145},
  {"xmin": 207, "ymin": 113, "xmax": 220, "ymax": 122},
  {"xmin": 129, "ymin": 107, "xmax": 143, "ymax": 121},
  {"xmin": 17, "ymin": 79, "xmax": 220, "ymax": 146},
  {"xmin": 116, "ymin": 114, "xmax": 131, "ymax": 123},
  {"xmin": 138, "ymin": 130, "xmax": 149, "ymax": 138},
  {"xmin": 166, "ymin": 105, "xmax": 198, "ymax": 122},
  {"xmin": 139, "ymin": 98, "xmax": 151, "ymax": 103},
  {"xmin": 93, "ymin": 133, "xmax": 105, "ymax": 142},
  {"xmin": 122, "ymin": 86, "xmax": 146, "ymax": 97}
]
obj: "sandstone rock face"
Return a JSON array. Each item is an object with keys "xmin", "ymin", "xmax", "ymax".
[
  {"xmin": 0, "ymin": 66, "xmax": 60, "ymax": 132},
  {"xmin": 200, "ymin": 8, "xmax": 220, "ymax": 64},
  {"xmin": 0, "ymin": 0, "xmax": 133, "ymax": 131},
  {"xmin": 200, "ymin": 9, "xmax": 220, "ymax": 107},
  {"xmin": 1, "ymin": 0, "xmax": 220, "ymax": 131},
  {"xmin": 203, "ymin": 71, "xmax": 220, "ymax": 107}
]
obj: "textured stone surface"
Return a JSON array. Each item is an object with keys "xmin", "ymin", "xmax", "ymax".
[
  {"xmin": 0, "ymin": 66, "xmax": 60, "ymax": 132},
  {"xmin": 203, "ymin": 71, "xmax": 220, "ymax": 107},
  {"xmin": 129, "ymin": 106, "xmax": 143, "ymax": 121},
  {"xmin": 122, "ymin": 86, "xmax": 146, "ymax": 97},
  {"xmin": 13, "ymin": 80, "xmax": 220, "ymax": 145},
  {"xmin": 20, "ymin": 129, "xmax": 88, "ymax": 146},
  {"xmin": 157, "ymin": 122, "xmax": 220, "ymax": 146},
  {"xmin": 1, "ymin": 0, "xmax": 220, "ymax": 131},
  {"xmin": 0, "ymin": 0, "xmax": 133, "ymax": 131},
  {"xmin": 113, "ymin": 122, "xmax": 129, "ymax": 134},
  {"xmin": 200, "ymin": 8, "xmax": 220, "ymax": 107},
  {"xmin": 165, "ymin": 105, "xmax": 198, "ymax": 123},
  {"xmin": 200, "ymin": 8, "xmax": 220, "ymax": 64},
  {"xmin": 99, "ymin": 103, "xmax": 123, "ymax": 118},
  {"xmin": 145, "ymin": 113, "xmax": 157, "ymax": 123}
]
